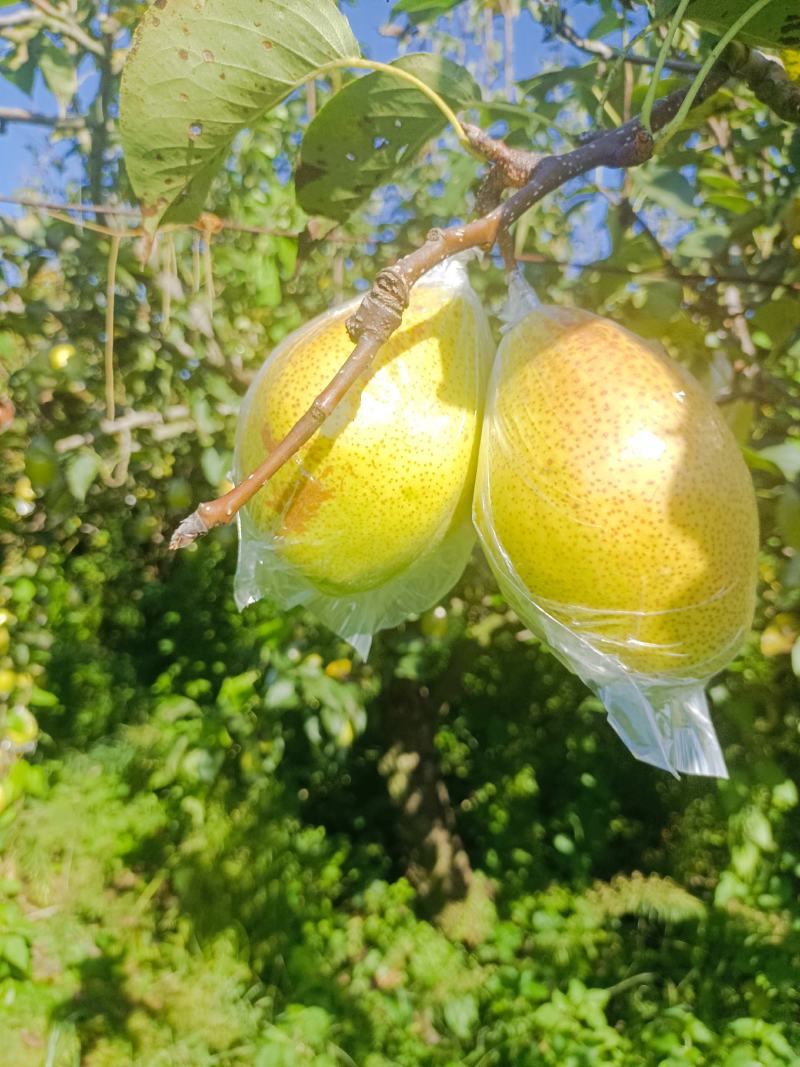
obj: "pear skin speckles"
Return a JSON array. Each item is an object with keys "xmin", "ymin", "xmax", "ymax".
[
  {"xmin": 477, "ymin": 306, "xmax": 759, "ymax": 679},
  {"xmin": 237, "ymin": 281, "xmax": 489, "ymax": 595}
]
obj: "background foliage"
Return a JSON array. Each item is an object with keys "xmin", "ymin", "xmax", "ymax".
[{"xmin": 1, "ymin": 1, "xmax": 800, "ymax": 1064}]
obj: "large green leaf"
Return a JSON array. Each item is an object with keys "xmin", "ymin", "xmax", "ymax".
[
  {"xmin": 655, "ymin": 0, "xmax": 799, "ymax": 50},
  {"xmin": 295, "ymin": 53, "xmax": 480, "ymax": 223},
  {"xmin": 120, "ymin": 0, "xmax": 360, "ymax": 229}
]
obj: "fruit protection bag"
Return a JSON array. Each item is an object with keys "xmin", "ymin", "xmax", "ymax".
[
  {"xmin": 473, "ymin": 274, "xmax": 759, "ymax": 778},
  {"xmin": 234, "ymin": 257, "xmax": 494, "ymax": 659}
]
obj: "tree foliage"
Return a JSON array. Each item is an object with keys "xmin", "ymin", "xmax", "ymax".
[{"xmin": 1, "ymin": 0, "xmax": 800, "ymax": 1064}]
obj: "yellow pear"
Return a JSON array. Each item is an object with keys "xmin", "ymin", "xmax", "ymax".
[
  {"xmin": 235, "ymin": 262, "xmax": 492, "ymax": 650},
  {"xmin": 474, "ymin": 305, "xmax": 759, "ymax": 681}
]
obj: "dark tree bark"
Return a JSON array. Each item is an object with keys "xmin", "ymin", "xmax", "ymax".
[{"xmin": 379, "ymin": 678, "xmax": 473, "ymax": 912}]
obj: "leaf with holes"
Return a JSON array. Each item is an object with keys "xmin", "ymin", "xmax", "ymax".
[
  {"xmin": 656, "ymin": 0, "xmax": 800, "ymax": 50},
  {"xmin": 295, "ymin": 53, "xmax": 480, "ymax": 223},
  {"xmin": 120, "ymin": 0, "xmax": 359, "ymax": 231}
]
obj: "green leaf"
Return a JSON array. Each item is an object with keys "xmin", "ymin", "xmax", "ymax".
[
  {"xmin": 154, "ymin": 695, "xmax": 202, "ymax": 721},
  {"xmin": 255, "ymin": 256, "xmax": 282, "ymax": 308},
  {"xmin": 66, "ymin": 449, "xmax": 101, "ymax": 503},
  {"xmin": 758, "ymin": 439, "xmax": 800, "ymax": 481},
  {"xmin": 777, "ymin": 486, "xmax": 800, "ymax": 549},
  {"xmin": 705, "ymin": 192, "xmax": 752, "ymax": 214},
  {"xmin": 443, "ymin": 993, "xmax": 479, "ymax": 1042},
  {"xmin": 38, "ymin": 43, "xmax": 77, "ymax": 115},
  {"xmin": 519, "ymin": 62, "xmax": 601, "ymax": 101},
  {"xmin": 295, "ymin": 54, "xmax": 480, "ymax": 223},
  {"xmin": 1, "ymin": 934, "xmax": 30, "ymax": 975},
  {"xmin": 676, "ymin": 224, "xmax": 728, "ymax": 258},
  {"xmin": 681, "ymin": 0, "xmax": 800, "ymax": 51},
  {"xmin": 0, "ymin": 35, "xmax": 41, "ymax": 97},
  {"xmin": 392, "ymin": 0, "xmax": 465, "ymax": 25},
  {"xmin": 120, "ymin": 0, "xmax": 360, "ymax": 229},
  {"xmin": 633, "ymin": 165, "xmax": 696, "ymax": 218},
  {"xmin": 633, "ymin": 279, "xmax": 684, "ymax": 319},
  {"xmin": 697, "ymin": 169, "xmax": 741, "ymax": 192}
]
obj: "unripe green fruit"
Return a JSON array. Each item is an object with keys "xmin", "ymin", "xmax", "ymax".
[{"xmin": 475, "ymin": 306, "xmax": 759, "ymax": 681}]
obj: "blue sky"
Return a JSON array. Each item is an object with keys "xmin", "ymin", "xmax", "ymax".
[{"xmin": 0, "ymin": 0, "xmax": 600, "ymax": 200}]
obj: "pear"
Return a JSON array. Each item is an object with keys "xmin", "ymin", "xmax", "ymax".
[
  {"xmin": 474, "ymin": 305, "xmax": 759, "ymax": 682},
  {"xmin": 235, "ymin": 262, "xmax": 493, "ymax": 653}
]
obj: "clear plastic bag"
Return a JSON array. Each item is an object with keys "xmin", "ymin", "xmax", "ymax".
[
  {"xmin": 473, "ymin": 273, "xmax": 760, "ymax": 778},
  {"xmin": 234, "ymin": 257, "xmax": 494, "ymax": 659}
]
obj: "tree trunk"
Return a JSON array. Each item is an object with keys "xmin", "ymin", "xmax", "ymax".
[{"xmin": 379, "ymin": 678, "xmax": 473, "ymax": 914}]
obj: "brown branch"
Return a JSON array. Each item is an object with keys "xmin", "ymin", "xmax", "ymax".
[
  {"xmin": 170, "ymin": 63, "xmax": 731, "ymax": 551},
  {"xmin": 53, "ymin": 404, "xmax": 236, "ymax": 454},
  {"xmin": 555, "ymin": 15, "xmax": 701, "ymax": 74},
  {"xmin": 462, "ymin": 123, "xmax": 541, "ymax": 188},
  {"xmin": 725, "ymin": 43, "xmax": 800, "ymax": 125},
  {"xmin": 0, "ymin": 197, "xmax": 341, "ymax": 242},
  {"xmin": 0, "ymin": 107, "xmax": 87, "ymax": 130},
  {"xmin": 0, "ymin": 196, "xmax": 139, "ymax": 216}
]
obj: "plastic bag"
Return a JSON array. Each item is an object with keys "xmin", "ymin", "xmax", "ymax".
[
  {"xmin": 473, "ymin": 273, "xmax": 760, "ymax": 778},
  {"xmin": 234, "ymin": 257, "xmax": 494, "ymax": 659}
]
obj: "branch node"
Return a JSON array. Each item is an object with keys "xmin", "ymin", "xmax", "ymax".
[
  {"xmin": 619, "ymin": 126, "xmax": 655, "ymax": 167},
  {"xmin": 310, "ymin": 400, "xmax": 328, "ymax": 423},
  {"xmin": 169, "ymin": 509, "xmax": 210, "ymax": 550},
  {"xmin": 345, "ymin": 266, "xmax": 410, "ymax": 344},
  {"xmin": 462, "ymin": 122, "xmax": 540, "ymax": 187}
]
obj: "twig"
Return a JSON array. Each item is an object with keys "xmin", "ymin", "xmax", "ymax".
[
  {"xmin": 0, "ymin": 9, "xmax": 39, "ymax": 26},
  {"xmin": 28, "ymin": 0, "xmax": 105, "ymax": 56},
  {"xmin": 0, "ymin": 196, "xmax": 140, "ymax": 217},
  {"xmin": 0, "ymin": 196, "xmax": 332, "ymax": 239},
  {"xmin": 53, "ymin": 405, "xmax": 238, "ymax": 454},
  {"xmin": 0, "ymin": 107, "xmax": 87, "ymax": 130},
  {"xmin": 102, "ymin": 426, "xmax": 132, "ymax": 488},
  {"xmin": 555, "ymin": 17, "xmax": 700, "ymax": 74},
  {"xmin": 170, "ymin": 63, "xmax": 730, "ymax": 550}
]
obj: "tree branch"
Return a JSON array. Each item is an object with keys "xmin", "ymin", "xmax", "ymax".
[
  {"xmin": 27, "ymin": 0, "xmax": 105, "ymax": 56},
  {"xmin": 0, "ymin": 9, "xmax": 40, "ymax": 27},
  {"xmin": 555, "ymin": 15, "xmax": 701, "ymax": 74},
  {"xmin": 169, "ymin": 62, "xmax": 731, "ymax": 551},
  {"xmin": 726, "ymin": 43, "xmax": 800, "ymax": 125},
  {"xmin": 0, "ymin": 107, "xmax": 87, "ymax": 130}
]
